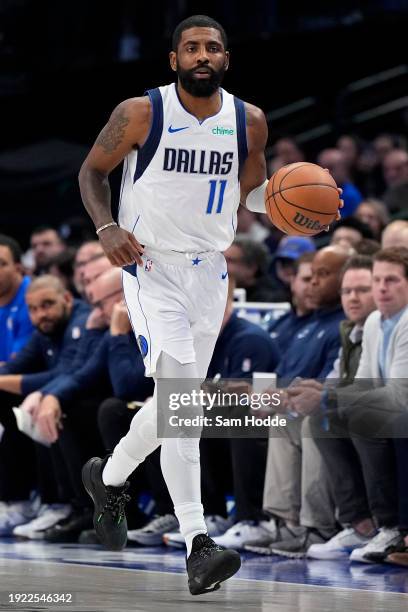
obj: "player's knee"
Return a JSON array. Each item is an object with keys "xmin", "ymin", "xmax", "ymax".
[
  {"xmin": 177, "ymin": 436, "xmax": 200, "ymax": 464},
  {"xmin": 132, "ymin": 417, "xmax": 157, "ymax": 445}
]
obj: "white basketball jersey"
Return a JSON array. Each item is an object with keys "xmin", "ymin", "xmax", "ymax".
[{"xmin": 118, "ymin": 83, "xmax": 248, "ymax": 252}]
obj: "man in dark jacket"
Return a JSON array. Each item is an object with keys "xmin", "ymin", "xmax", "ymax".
[
  {"xmin": 0, "ymin": 234, "xmax": 33, "ymax": 364},
  {"xmin": 269, "ymin": 252, "xmax": 315, "ymax": 358},
  {"xmin": 34, "ymin": 268, "xmax": 153, "ymax": 542},
  {"xmin": 0, "ymin": 275, "xmax": 99, "ymax": 536}
]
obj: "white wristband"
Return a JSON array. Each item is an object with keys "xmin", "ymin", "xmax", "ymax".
[{"xmin": 245, "ymin": 180, "xmax": 268, "ymax": 213}]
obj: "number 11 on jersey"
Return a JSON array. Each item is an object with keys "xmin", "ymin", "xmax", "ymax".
[{"xmin": 206, "ymin": 179, "xmax": 227, "ymax": 214}]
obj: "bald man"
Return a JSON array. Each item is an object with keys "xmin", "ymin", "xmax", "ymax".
[
  {"xmin": 381, "ymin": 220, "xmax": 408, "ymax": 249},
  {"xmin": 243, "ymin": 246, "xmax": 350, "ymax": 555}
]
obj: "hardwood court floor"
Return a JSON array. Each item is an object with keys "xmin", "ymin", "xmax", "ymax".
[{"xmin": 0, "ymin": 540, "xmax": 407, "ymax": 611}]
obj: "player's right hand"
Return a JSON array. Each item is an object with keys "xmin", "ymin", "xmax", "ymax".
[{"xmin": 98, "ymin": 225, "xmax": 144, "ymax": 267}]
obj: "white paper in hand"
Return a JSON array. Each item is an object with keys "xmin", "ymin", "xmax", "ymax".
[{"xmin": 12, "ymin": 407, "xmax": 51, "ymax": 447}]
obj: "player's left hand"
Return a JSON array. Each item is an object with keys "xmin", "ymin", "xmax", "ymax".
[{"xmin": 36, "ymin": 395, "xmax": 63, "ymax": 444}]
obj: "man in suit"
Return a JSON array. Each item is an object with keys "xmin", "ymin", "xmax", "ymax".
[{"xmin": 288, "ymin": 247, "xmax": 408, "ymax": 563}]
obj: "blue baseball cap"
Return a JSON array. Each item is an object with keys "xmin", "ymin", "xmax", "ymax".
[{"xmin": 274, "ymin": 236, "xmax": 316, "ymax": 260}]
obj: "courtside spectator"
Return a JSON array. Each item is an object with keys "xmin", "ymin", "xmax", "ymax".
[
  {"xmin": 0, "ymin": 234, "xmax": 33, "ymax": 364},
  {"xmin": 294, "ymin": 248, "xmax": 408, "ymax": 563},
  {"xmin": 73, "ymin": 241, "xmax": 105, "ymax": 297},
  {"xmin": 381, "ymin": 221, "xmax": 408, "ymax": 249},
  {"xmin": 82, "ymin": 255, "xmax": 112, "ymax": 300},
  {"xmin": 0, "ymin": 276, "xmax": 94, "ymax": 535},
  {"xmin": 355, "ymin": 199, "xmax": 389, "ymax": 242},
  {"xmin": 269, "ymin": 253, "xmax": 315, "ymax": 358},
  {"xmin": 34, "ymin": 269, "xmax": 152, "ymax": 542},
  {"xmin": 30, "ymin": 227, "xmax": 66, "ymax": 275},
  {"xmin": 47, "ymin": 248, "xmax": 78, "ymax": 296},
  {"xmin": 331, "ymin": 217, "xmax": 373, "ymax": 250},
  {"xmin": 270, "ymin": 236, "xmax": 316, "ymax": 304},
  {"xmin": 224, "ymin": 237, "xmax": 278, "ymax": 302},
  {"xmin": 268, "ymin": 137, "xmax": 305, "ymax": 174},
  {"xmin": 223, "ymin": 246, "xmax": 349, "ymax": 552},
  {"xmin": 354, "ymin": 239, "xmax": 381, "ymax": 256},
  {"xmin": 282, "ymin": 256, "xmax": 379, "ymax": 560}
]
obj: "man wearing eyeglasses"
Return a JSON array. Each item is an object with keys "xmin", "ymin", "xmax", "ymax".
[{"xmin": 73, "ymin": 241, "xmax": 105, "ymax": 297}]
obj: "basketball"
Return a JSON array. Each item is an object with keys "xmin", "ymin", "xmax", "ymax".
[{"xmin": 265, "ymin": 162, "xmax": 340, "ymax": 236}]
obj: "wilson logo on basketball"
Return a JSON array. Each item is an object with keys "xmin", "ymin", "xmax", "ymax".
[{"xmin": 292, "ymin": 212, "xmax": 324, "ymax": 231}]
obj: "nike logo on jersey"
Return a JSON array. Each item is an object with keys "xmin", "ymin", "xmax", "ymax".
[
  {"xmin": 168, "ymin": 125, "xmax": 189, "ymax": 133},
  {"xmin": 221, "ymin": 271, "xmax": 228, "ymax": 279}
]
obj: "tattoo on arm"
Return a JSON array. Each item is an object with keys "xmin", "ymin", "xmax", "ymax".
[{"xmin": 96, "ymin": 107, "xmax": 130, "ymax": 154}]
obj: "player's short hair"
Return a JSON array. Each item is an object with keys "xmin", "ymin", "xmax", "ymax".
[
  {"xmin": 374, "ymin": 247, "xmax": 408, "ymax": 279},
  {"xmin": 0, "ymin": 234, "xmax": 22, "ymax": 263},
  {"xmin": 172, "ymin": 15, "xmax": 228, "ymax": 51},
  {"xmin": 341, "ymin": 254, "xmax": 373, "ymax": 282}
]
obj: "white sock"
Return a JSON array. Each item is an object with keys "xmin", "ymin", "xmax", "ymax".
[
  {"xmin": 175, "ymin": 502, "xmax": 207, "ymax": 557},
  {"xmin": 161, "ymin": 435, "xmax": 207, "ymax": 557}
]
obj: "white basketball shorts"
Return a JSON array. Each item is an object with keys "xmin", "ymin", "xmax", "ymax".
[{"xmin": 122, "ymin": 247, "xmax": 228, "ymax": 378}]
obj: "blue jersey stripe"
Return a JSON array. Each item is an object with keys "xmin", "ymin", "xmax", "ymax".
[
  {"xmin": 116, "ymin": 156, "xmax": 129, "ymax": 222},
  {"xmin": 134, "ymin": 88, "xmax": 164, "ymax": 183},
  {"xmin": 233, "ymin": 96, "xmax": 248, "ymax": 177}
]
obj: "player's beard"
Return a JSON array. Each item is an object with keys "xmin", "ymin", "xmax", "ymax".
[{"xmin": 177, "ymin": 64, "xmax": 225, "ymax": 97}]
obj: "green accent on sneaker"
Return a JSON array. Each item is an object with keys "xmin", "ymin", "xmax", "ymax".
[{"xmin": 97, "ymin": 513, "xmax": 103, "ymax": 523}]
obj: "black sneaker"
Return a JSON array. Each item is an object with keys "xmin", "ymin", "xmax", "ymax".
[
  {"xmin": 82, "ymin": 456, "xmax": 130, "ymax": 551},
  {"xmin": 186, "ymin": 533, "xmax": 241, "ymax": 596}
]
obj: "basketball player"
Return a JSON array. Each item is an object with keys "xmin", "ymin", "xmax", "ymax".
[{"xmin": 79, "ymin": 15, "xmax": 340, "ymax": 595}]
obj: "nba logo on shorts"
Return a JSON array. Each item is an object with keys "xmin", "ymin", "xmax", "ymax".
[{"xmin": 144, "ymin": 259, "xmax": 153, "ymax": 272}]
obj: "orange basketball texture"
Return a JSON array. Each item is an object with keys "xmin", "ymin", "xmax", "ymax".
[{"xmin": 265, "ymin": 162, "xmax": 340, "ymax": 236}]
